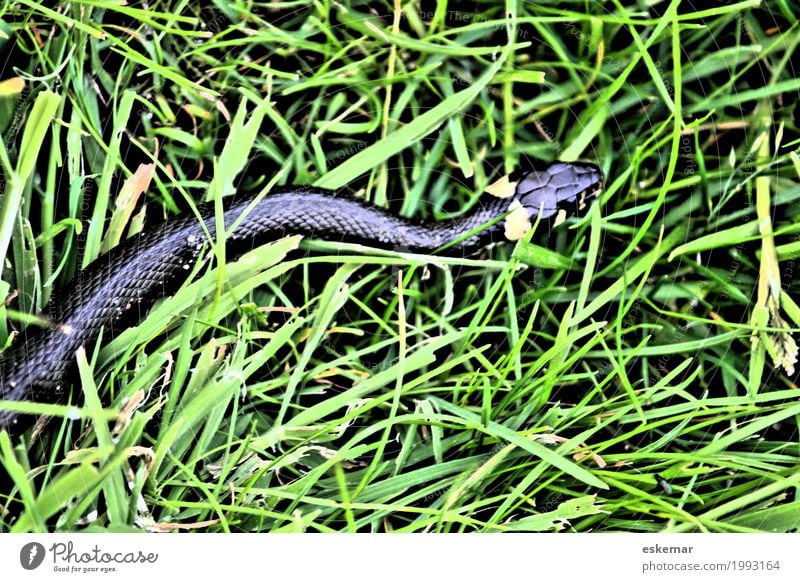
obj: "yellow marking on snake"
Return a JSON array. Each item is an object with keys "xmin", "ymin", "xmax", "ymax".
[{"xmin": 504, "ymin": 200, "xmax": 532, "ymax": 241}]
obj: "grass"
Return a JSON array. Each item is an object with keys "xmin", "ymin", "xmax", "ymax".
[{"xmin": 0, "ymin": 0, "xmax": 799, "ymax": 532}]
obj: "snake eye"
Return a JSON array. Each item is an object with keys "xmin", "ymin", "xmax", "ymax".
[{"xmin": 516, "ymin": 162, "xmax": 604, "ymax": 220}]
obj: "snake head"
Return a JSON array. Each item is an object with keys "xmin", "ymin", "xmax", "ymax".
[{"xmin": 515, "ymin": 162, "xmax": 604, "ymax": 221}]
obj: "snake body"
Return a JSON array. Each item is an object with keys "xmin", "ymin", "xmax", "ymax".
[{"xmin": 0, "ymin": 162, "xmax": 603, "ymax": 434}]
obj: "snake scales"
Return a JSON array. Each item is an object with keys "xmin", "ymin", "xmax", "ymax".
[{"xmin": 0, "ymin": 161, "xmax": 603, "ymax": 435}]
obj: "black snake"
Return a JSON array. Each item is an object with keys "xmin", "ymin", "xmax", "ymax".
[{"xmin": 0, "ymin": 162, "xmax": 603, "ymax": 435}]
